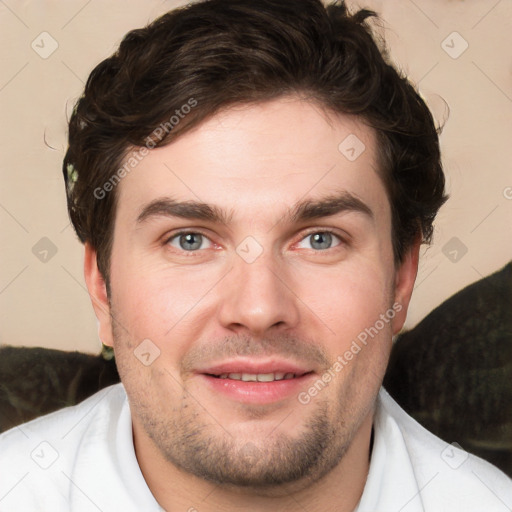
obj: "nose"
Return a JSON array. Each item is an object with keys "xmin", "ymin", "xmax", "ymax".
[{"xmin": 217, "ymin": 249, "xmax": 301, "ymax": 336}]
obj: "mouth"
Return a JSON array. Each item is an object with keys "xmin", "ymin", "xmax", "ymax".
[
  {"xmin": 195, "ymin": 359, "xmax": 317, "ymax": 404},
  {"xmin": 206, "ymin": 371, "xmax": 312, "ymax": 381}
]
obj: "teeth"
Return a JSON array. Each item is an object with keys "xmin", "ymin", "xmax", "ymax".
[
  {"xmin": 218, "ymin": 372, "xmax": 297, "ymax": 381},
  {"xmin": 256, "ymin": 373, "xmax": 275, "ymax": 382}
]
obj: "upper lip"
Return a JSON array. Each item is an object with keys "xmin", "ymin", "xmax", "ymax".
[{"xmin": 196, "ymin": 358, "xmax": 315, "ymax": 376}]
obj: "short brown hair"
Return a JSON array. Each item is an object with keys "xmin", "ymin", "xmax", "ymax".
[{"xmin": 63, "ymin": 0, "xmax": 447, "ymax": 290}]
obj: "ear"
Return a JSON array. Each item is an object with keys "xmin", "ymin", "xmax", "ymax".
[
  {"xmin": 84, "ymin": 242, "xmax": 114, "ymax": 347},
  {"xmin": 391, "ymin": 236, "xmax": 421, "ymax": 336}
]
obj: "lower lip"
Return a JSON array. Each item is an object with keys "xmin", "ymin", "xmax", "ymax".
[{"xmin": 197, "ymin": 373, "xmax": 316, "ymax": 404}]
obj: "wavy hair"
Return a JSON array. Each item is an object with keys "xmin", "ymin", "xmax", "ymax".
[{"xmin": 63, "ymin": 0, "xmax": 447, "ymax": 289}]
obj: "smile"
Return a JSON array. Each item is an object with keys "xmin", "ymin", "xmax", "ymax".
[{"xmin": 209, "ymin": 372, "xmax": 303, "ymax": 381}]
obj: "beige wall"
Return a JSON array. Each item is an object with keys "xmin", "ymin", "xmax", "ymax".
[{"xmin": 1, "ymin": 0, "xmax": 511, "ymax": 354}]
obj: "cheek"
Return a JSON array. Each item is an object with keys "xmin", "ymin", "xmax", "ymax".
[
  {"xmin": 109, "ymin": 257, "xmax": 220, "ymax": 359},
  {"xmin": 298, "ymin": 258, "xmax": 394, "ymax": 341}
]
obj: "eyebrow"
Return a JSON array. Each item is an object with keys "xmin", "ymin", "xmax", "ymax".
[
  {"xmin": 289, "ymin": 192, "xmax": 373, "ymax": 223},
  {"xmin": 136, "ymin": 191, "xmax": 373, "ymax": 227}
]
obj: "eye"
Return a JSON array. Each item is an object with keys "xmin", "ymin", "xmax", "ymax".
[
  {"xmin": 167, "ymin": 232, "xmax": 213, "ymax": 252},
  {"xmin": 296, "ymin": 231, "xmax": 343, "ymax": 251}
]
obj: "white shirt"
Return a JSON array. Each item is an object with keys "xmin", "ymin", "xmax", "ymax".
[{"xmin": 0, "ymin": 383, "xmax": 510, "ymax": 511}]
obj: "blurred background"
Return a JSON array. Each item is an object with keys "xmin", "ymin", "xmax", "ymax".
[{"xmin": 1, "ymin": 0, "xmax": 511, "ymax": 353}]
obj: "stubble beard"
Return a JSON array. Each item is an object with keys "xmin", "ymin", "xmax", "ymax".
[{"xmin": 110, "ymin": 310, "xmax": 375, "ymax": 493}]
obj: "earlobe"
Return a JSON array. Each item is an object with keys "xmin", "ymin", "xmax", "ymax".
[
  {"xmin": 84, "ymin": 242, "xmax": 114, "ymax": 347},
  {"xmin": 391, "ymin": 237, "xmax": 421, "ymax": 335}
]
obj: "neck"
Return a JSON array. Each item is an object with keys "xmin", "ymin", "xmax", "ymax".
[{"xmin": 134, "ymin": 410, "xmax": 374, "ymax": 512}]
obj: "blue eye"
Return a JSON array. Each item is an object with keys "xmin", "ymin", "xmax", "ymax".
[
  {"xmin": 165, "ymin": 230, "xmax": 343, "ymax": 254},
  {"xmin": 297, "ymin": 231, "xmax": 342, "ymax": 251},
  {"xmin": 167, "ymin": 232, "xmax": 212, "ymax": 251}
]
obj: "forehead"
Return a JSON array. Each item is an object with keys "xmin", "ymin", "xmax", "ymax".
[{"xmin": 115, "ymin": 97, "xmax": 389, "ymax": 227}]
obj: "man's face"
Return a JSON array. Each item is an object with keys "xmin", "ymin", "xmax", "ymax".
[{"xmin": 88, "ymin": 97, "xmax": 416, "ymax": 489}]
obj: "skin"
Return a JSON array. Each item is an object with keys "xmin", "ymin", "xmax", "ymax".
[{"xmin": 85, "ymin": 97, "xmax": 419, "ymax": 512}]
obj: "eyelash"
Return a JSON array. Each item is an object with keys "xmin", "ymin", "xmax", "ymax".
[{"xmin": 163, "ymin": 228, "xmax": 347, "ymax": 256}]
